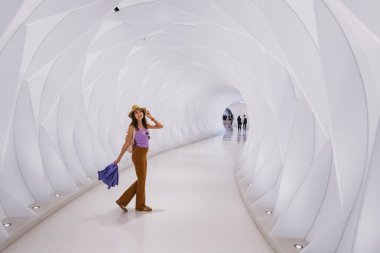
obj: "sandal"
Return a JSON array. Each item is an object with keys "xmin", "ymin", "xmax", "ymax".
[{"xmin": 116, "ymin": 201, "xmax": 128, "ymax": 212}]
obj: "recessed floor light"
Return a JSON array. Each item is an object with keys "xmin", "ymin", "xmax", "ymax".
[
  {"xmin": 55, "ymin": 194, "xmax": 61, "ymax": 197},
  {"xmin": 265, "ymin": 210, "xmax": 273, "ymax": 215},
  {"xmin": 3, "ymin": 223, "xmax": 12, "ymax": 227},
  {"xmin": 32, "ymin": 206, "xmax": 40, "ymax": 209},
  {"xmin": 248, "ymin": 183, "xmax": 252, "ymax": 186},
  {"xmin": 294, "ymin": 244, "xmax": 304, "ymax": 249}
]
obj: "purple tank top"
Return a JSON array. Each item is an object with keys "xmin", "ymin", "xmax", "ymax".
[{"xmin": 134, "ymin": 128, "xmax": 149, "ymax": 148}]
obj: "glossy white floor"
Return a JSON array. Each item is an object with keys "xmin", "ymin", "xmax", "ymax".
[{"xmin": 3, "ymin": 129, "xmax": 273, "ymax": 253}]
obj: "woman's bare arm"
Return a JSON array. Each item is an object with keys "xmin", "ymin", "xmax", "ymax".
[
  {"xmin": 147, "ymin": 118, "xmax": 163, "ymax": 129},
  {"xmin": 115, "ymin": 125, "xmax": 134, "ymax": 164},
  {"xmin": 146, "ymin": 110, "xmax": 163, "ymax": 129}
]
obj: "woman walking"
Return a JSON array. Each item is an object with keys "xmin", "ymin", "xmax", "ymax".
[{"xmin": 114, "ymin": 105, "xmax": 163, "ymax": 212}]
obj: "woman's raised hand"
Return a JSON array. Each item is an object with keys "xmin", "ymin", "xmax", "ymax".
[{"xmin": 146, "ymin": 110, "xmax": 153, "ymax": 119}]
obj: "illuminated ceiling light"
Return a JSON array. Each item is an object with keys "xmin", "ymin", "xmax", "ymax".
[
  {"xmin": 55, "ymin": 194, "xmax": 61, "ymax": 197},
  {"xmin": 248, "ymin": 183, "xmax": 252, "ymax": 186},
  {"xmin": 265, "ymin": 210, "xmax": 273, "ymax": 215},
  {"xmin": 3, "ymin": 223, "xmax": 12, "ymax": 227},
  {"xmin": 294, "ymin": 244, "xmax": 304, "ymax": 249},
  {"xmin": 32, "ymin": 206, "xmax": 40, "ymax": 210}
]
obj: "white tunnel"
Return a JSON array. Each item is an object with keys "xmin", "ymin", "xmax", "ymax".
[{"xmin": 1, "ymin": 0, "xmax": 380, "ymax": 252}]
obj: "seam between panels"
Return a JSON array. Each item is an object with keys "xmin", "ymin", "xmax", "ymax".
[
  {"xmin": 320, "ymin": 1, "xmax": 370, "ymax": 252},
  {"xmin": 266, "ymin": 94, "xmax": 297, "ymax": 219},
  {"xmin": 254, "ymin": 143, "xmax": 279, "ymax": 182},
  {"xmin": 0, "ymin": 0, "xmax": 49, "ymax": 177},
  {"xmin": 304, "ymin": 143, "xmax": 332, "ymax": 240},
  {"xmin": 0, "ymin": 0, "xmax": 48, "ymax": 54},
  {"xmin": 233, "ymin": 165, "xmax": 279, "ymax": 253},
  {"xmin": 276, "ymin": 111, "xmax": 316, "ymax": 229},
  {"xmin": 0, "ymin": 0, "xmax": 108, "ymax": 207},
  {"xmin": 281, "ymin": 0, "xmax": 320, "ymax": 52},
  {"xmin": 24, "ymin": 0, "xmax": 114, "ymax": 83}
]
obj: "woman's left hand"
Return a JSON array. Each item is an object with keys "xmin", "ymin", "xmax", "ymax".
[{"xmin": 146, "ymin": 110, "xmax": 153, "ymax": 120}]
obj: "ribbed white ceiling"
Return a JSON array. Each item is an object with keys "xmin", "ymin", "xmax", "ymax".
[{"xmin": 1, "ymin": 0, "xmax": 380, "ymax": 252}]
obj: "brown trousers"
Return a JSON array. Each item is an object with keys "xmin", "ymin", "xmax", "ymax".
[{"xmin": 117, "ymin": 147, "xmax": 149, "ymax": 209}]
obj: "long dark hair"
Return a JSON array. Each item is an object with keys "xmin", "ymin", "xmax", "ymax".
[{"xmin": 129, "ymin": 110, "xmax": 148, "ymax": 130}]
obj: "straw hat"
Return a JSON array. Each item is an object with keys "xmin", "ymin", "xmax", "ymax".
[{"xmin": 128, "ymin": 105, "xmax": 146, "ymax": 118}]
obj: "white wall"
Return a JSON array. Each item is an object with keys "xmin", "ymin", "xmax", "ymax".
[{"xmin": 1, "ymin": 0, "xmax": 380, "ymax": 252}]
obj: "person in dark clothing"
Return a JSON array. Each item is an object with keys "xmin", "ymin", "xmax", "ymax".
[
  {"xmin": 237, "ymin": 116, "xmax": 242, "ymax": 131},
  {"xmin": 243, "ymin": 115, "xmax": 247, "ymax": 131}
]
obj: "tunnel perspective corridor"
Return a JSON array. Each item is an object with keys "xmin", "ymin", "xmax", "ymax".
[{"xmin": 1, "ymin": 1, "xmax": 380, "ymax": 252}]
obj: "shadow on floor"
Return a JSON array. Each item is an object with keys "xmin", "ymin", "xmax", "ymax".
[{"xmin": 82, "ymin": 208, "xmax": 165, "ymax": 227}]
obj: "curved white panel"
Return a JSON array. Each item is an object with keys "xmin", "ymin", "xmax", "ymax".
[
  {"xmin": 342, "ymin": 0, "xmax": 380, "ymax": 39},
  {"xmin": 0, "ymin": 186, "xmax": 35, "ymax": 218},
  {"xmin": 27, "ymin": 0, "xmax": 100, "ymax": 22},
  {"xmin": 316, "ymin": 0, "xmax": 368, "ymax": 216},
  {"xmin": 353, "ymin": 121, "xmax": 380, "ymax": 252},
  {"xmin": 27, "ymin": 1, "xmax": 115, "ymax": 76},
  {"xmin": 245, "ymin": 145, "xmax": 282, "ymax": 200},
  {"xmin": 73, "ymin": 114, "xmax": 99, "ymax": 176},
  {"xmin": 271, "ymin": 142, "xmax": 332, "ymax": 238},
  {"xmin": 266, "ymin": 55, "xmax": 297, "ymax": 162},
  {"xmin": 0, "ymin": 127, "xmax": 35, "ymax": 215},
  {"xmin": 14, "ymin": 84, "xmax": 51, "ymax": 202},
  {"xmin": 39, "ymin": 128, "xmax": 78, "ymax": 192},
  {"xmin": 0, "ymin": 26, "xmax": 26, "ymax": 169},
  {"xmin": 276, "ymin": 96, "xmax": 314, "ymax": 208},
  {"xmin": 258, "ymin": 0, "xmax": 330, "ymax": 136},
  {"xmin": 1, "ymin": 1, "xmax": 380, "ymax": 252}
]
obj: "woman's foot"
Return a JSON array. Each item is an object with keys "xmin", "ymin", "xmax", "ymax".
[
  {"xmin": 116, "ymin": 201, "xmax": 128, "ymax": 212},
  {"xmin": 136, "ymin": 206, "xmax": 152, "ymax": 212}
]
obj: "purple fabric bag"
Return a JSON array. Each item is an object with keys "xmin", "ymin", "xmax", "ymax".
[{"xmin": 98, "ymin": 162, "xmax": 119, "ymax": 189}]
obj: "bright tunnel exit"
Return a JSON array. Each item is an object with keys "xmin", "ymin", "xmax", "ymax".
[{"xmin": 1, "ymin": 0, "xmax": 380, "ymax": 253}]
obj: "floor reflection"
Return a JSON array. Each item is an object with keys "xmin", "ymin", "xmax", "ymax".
[
  {"xmin": 223, "ymin": 128, "xmax": 233, "ymax": 141},
  {"xmin": 222, "ymin": 127, "xmax": 247, "ymax": 142}
]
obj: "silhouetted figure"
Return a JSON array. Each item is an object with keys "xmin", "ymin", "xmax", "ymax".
[
  {"xmin": 222, "ymin": 115, "xmax": 227, "ymax": 128},
  {"xmin": 243, "ymin": 115, "xmax": 247, "ymax": 131},
  {"xmin": 237, "ymin": 116, "xmax": 242, "ymax": 131}
]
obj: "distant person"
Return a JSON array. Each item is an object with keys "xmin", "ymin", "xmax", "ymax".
[
  {"xmin": 243, "ymin": 115, "xmax": 247, "ymax": 131},
  {"xmin": 222, "ymin": 115, "xmax": 227, "ymax": 128},
  {"xmin": 228, "ymin": 115, "xmax": 233, "ymax": 128},
  {"xmin": 237, "ymin": 116, "xmax": 242, "ymax": 131}
]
